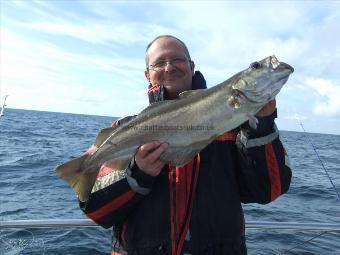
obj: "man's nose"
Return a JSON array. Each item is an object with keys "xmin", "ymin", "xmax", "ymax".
[{"xmin": 164, "ymin": 61, "xmax": 176, "ymax": 72}]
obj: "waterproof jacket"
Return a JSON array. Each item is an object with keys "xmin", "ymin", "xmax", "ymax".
[{"xmin": 79, "ymin": 72, "xmax": 292, "ymax": 255}]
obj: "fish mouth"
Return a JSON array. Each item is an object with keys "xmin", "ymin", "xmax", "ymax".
[
  {"xmin": 233, "ymin": 75, "xmax": 288, "ymax": 104},
  {"xmin": 269, "ymin": 56, "xmax": 294, "ymax": 73},
  {"xmin": 278, "ymin": 61, "xmax": 294, "ymax": 73}
]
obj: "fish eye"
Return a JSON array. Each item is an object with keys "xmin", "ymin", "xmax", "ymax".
[{"xmin": 250, "ymin": 62, "xmax": 261, "ymax": 69}]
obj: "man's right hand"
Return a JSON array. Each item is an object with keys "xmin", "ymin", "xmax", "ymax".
[{"xmin": 135, "ymin": 141, "xmax": 169, "ymax": 176}]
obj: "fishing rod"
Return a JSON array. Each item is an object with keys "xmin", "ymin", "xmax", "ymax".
[
  {"xmin": 279, "ymin": 232, "xmax": 327, "ymax": 255},
  {"xmin": 281, "ymin": 122, "xmax": 340, "ymax": 255},
  {"xmin": 299, "ymin": 121, "xmax": 340, "ymax": 201},
  {"xmin": 0, "ymin": 94, "xmax": 9, "ymax": 119}
]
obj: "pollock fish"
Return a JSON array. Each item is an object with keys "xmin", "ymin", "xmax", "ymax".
[{"xmin": 56, "ymin": 55, "xmax": 294, "ymax": 201}]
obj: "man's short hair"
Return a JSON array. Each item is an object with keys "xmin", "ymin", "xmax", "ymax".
[{"xmin": 145, "ymin": 35, "xmax": 191, "ymax": 67}]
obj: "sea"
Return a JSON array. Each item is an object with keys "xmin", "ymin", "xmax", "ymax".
[{"xmin": 0, "ymin": 108, "xmax": 339, "ymax": 255}]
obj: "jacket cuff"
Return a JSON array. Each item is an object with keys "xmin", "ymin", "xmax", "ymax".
[
  {"xmin": 125, "ymin": 158, "xmax": 156, "ymax": 195},
  {"xmin": 238, "ymin": 109, "xmax": 279, "ymax": 148}
]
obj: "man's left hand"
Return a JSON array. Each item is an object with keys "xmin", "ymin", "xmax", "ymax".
[{"xmin": 256, "ymin": 99, "xmax": 276, "ymax": 117}]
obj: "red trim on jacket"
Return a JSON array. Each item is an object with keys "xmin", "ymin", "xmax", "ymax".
[
  {"xmin": 147, "ymin": 83, "xmax": 160, "ymax": 95},
  {"xmin": 87, "ymin": 190, "xmax": 136, "ymax": 221},
  {"xmin": 265, "ymin": 143, "xmax": 282, "ymax": 200},
  {"xmin": 176, "ymin": 154, "xmax": 200, "ymax": 255},
  {"xmin": 169, "ymin": 166, "xmax": 176, "ymax": 255},
  {"xmin": 121, "ymin": 219, "xmax": 128, "ymax": 245},
  {"xmin": 169, "ymin": 159, "xmax": 196, "ymax": 255},
  {"xmin": 175, "ymin": 160, "xmax": 194, "ymax": 234},
  {"xmin": 215, "ymin": 132, "xmax": 237, "ymax": 141},
  {"xmin": 168, "ymin": 155, "xmax": 201, "ymax": 255}
]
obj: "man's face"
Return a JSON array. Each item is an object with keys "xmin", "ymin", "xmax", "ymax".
[{"xmin": 145, "ymin": 38, "xmax": 195, "ymax": 99}]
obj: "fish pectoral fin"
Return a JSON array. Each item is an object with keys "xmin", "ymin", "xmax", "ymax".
[
  {"xmin": 56, "ymin": 155, "xmax": 132, "ymax": 202},
  {"xmin": 74, "ymin": 171, "xmax": 100, "ymax": 202},
  {"xmin": 56, "ymin": 154, "xmax": 98, "ymax": 202},
  {"xmin": 56, "ymin": 154, "xmax": 88, "ymax": 185}
]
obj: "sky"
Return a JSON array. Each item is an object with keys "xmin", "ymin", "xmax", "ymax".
[{"xmin": 1, "ymin": 0, "xmax": 340, "ymax": 135}]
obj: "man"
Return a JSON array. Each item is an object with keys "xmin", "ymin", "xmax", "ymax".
[{"xmin": 80, "ymin": 35, "xmax": 292, "ymax": 255}]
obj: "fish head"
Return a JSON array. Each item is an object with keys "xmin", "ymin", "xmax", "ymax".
[{"xmin": 229, "ymin": 55, "xmax": 294, "ymax": 106}]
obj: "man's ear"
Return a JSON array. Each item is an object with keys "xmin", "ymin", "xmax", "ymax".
[
  {"xmin": 190, "ymin": 61, "xmax": 195, "ymax": 75},
  {"xmin": 144, "ymin": 69, "xmax": 150, "ymax": 82}
]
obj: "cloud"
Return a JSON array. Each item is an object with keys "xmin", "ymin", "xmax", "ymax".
[
  {"xmin": 1, "ymin": 27, "xmax": 148, "ymax": 116},
  {"xmin": 2, "ymin": 1, "xmax": 340, "ymax": 134},
  {"xmin": 306, "ymin": 77, "xmax": 340, "ymax": 116},
  {"xmin": 284, "ymin": 114, "xmax": 308, "ymax": 121},
  {"xmin": 20, "ymin": 21, "xmax": 150, "ymax": 46},
  {"xmin": 3, "ymin": 1, "xmax": 173, "ymax": 48}
]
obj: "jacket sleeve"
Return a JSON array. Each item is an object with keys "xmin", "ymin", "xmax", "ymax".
[
  {"xmin": 79, "ymin": 116, "xmax": 157, "ymax": 228},
  {"xmin": 234, "ymin": 109, "xmax": 292, "ymax": 204}
]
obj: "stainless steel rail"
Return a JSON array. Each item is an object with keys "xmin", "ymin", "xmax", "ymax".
[
  {"xmin": 1, "ymin": 219, "xmax": 340, "ymax": 231},
  {"xmin": 0, "ymin": 219, "xmax": 97, "ymax": 229}
]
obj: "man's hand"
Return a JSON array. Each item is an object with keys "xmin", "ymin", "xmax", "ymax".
[
  {"xmin": 135, "ymin": 141, "xmax": 169, "ymax": 176},
  {"xmin": 256, "ymin": 99, "xmax": 276, "ymax": 117}
]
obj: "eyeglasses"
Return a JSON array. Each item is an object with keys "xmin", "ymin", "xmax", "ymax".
[{"xmin": 148, "ymin": 58, "xmax": 190, "ymax": 72}]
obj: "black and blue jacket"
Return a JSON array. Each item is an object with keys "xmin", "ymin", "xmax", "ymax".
[{"xmin": 79, "ymin": 71, "xmax": 292, "ymax": 255}]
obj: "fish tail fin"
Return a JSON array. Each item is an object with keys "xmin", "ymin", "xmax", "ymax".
[{"xmin": 55, "ymin": 154, "xmax": 98, "ymax": 202}]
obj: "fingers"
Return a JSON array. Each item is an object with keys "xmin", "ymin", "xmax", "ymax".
[
  {"xmin": 267, "ymin": 99, "xmax": 276, "ymax": 109},
  {"xmin": 148, "ymin": 160, "xmax": 166, "ymax": 175},
  {"xmin": 135, "ymin": 141, "xmax": 169, "ymax": 176},
  {"xmin": 138, "ymin": 141, "xmax": 162, "ymax": 157},
  {"xmin": 147, "ymin": 142, "xmax": 168, "ymax": 162}
]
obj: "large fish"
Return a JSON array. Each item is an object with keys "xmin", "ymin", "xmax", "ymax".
[{"xmin": 56, "ymin": 55, "xmax": 294, "ymax": 201}]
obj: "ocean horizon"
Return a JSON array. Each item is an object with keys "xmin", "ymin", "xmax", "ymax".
[
  {"xmin": 5, "ymin": 107, "xmax": 340, "ymax": 137},
  {"xmin": 1, "ymin": 108, "xmax": 339, "ymax": 254}
]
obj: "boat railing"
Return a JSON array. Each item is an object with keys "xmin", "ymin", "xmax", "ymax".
[{"xmin": 1, "ymin": 219, "xmax": 340, "ymax": 231}]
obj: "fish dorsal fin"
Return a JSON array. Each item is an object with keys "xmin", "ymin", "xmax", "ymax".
[
  {"xmin": 138, "ymin": 100, "xmax": 174, "ymax": 118},
  {"xmin": 94, "ymin": 115, "xmax": 137, "ymax": 147},
  {"xmin": 137, "ymin": 89, "xmax": 207, "ymax": 119},
  {"xmin": 179, "ymin": 89, "xmax": 206, "ymax": 99},
  {"xmin": 94, "ymin": 126, "xmax": 118, "ymax": 147}
]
